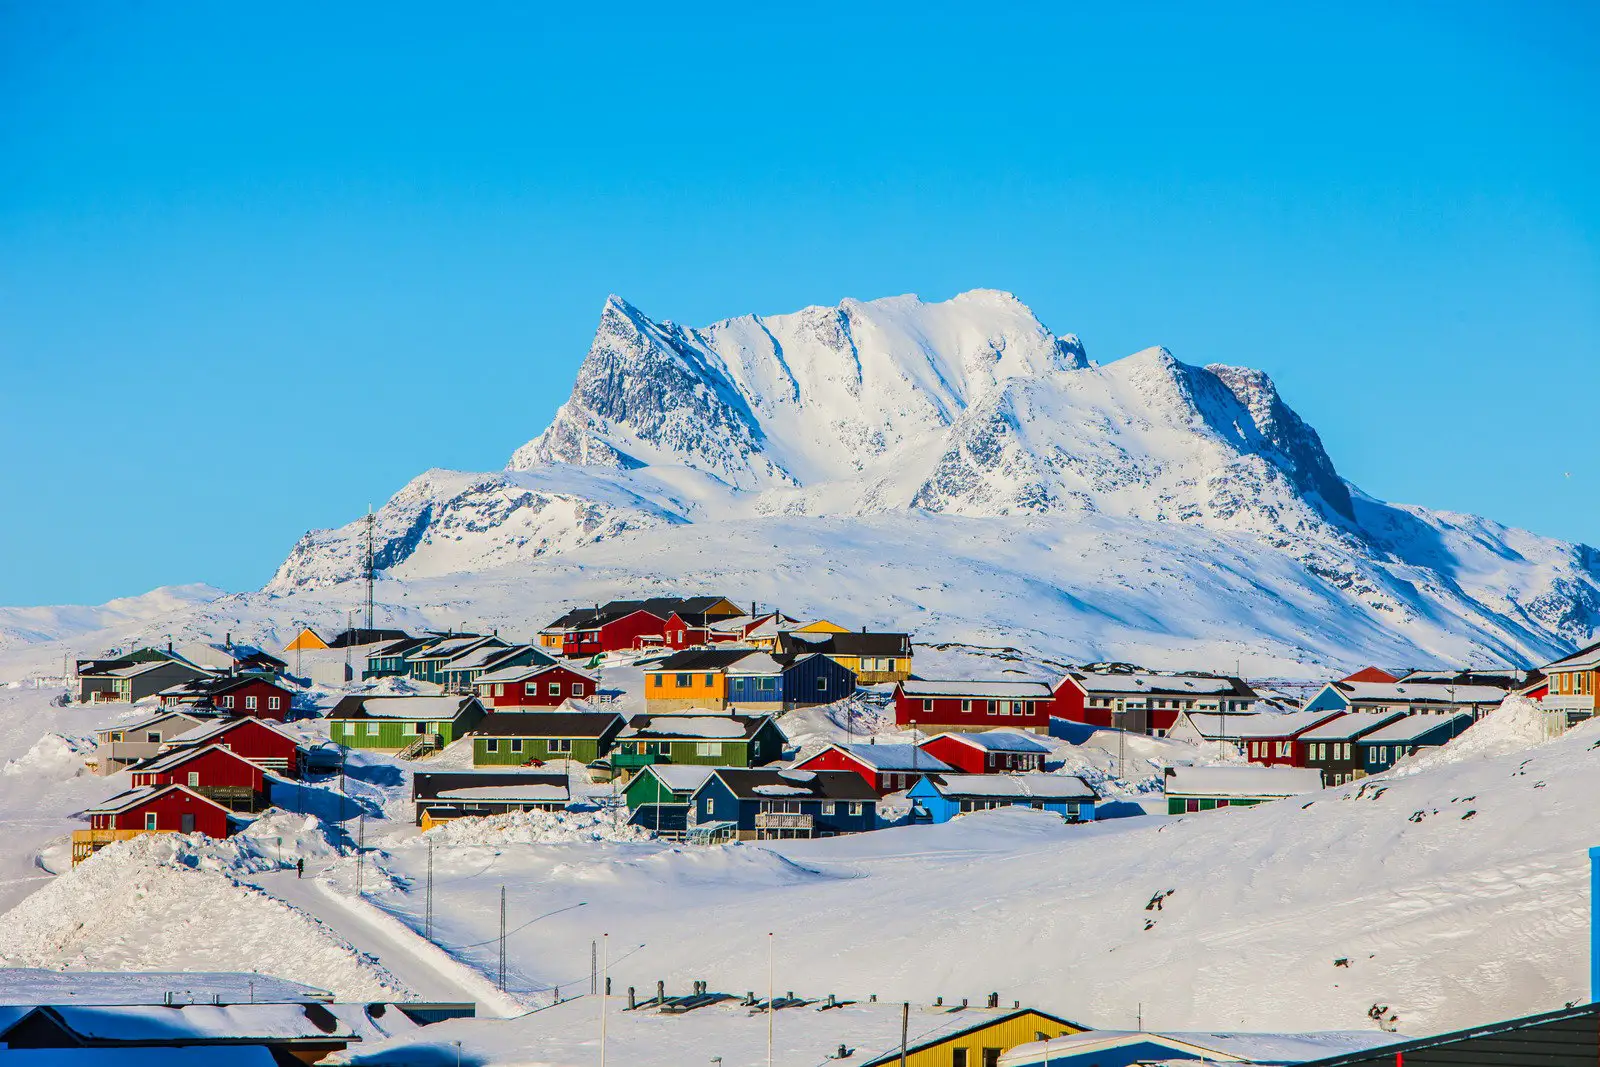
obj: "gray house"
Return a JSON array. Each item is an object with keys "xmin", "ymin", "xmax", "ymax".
[
  {"xmin": 78, "ymin": 656, "xmax": 211, "ymax": 704},
  {"xmin": 92, "ymin": 709, "xmax": 210, "ymax": 775}
]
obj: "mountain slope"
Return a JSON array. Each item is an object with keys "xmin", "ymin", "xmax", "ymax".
[{"xmin": 259, "ymin": 289, "xmax": 1599, "ymax": 671}]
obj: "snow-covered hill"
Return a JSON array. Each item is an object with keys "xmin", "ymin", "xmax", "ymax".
[
  {"xmin": 255, "ymin": 290, "xmax": 1598, "ymax": 674},
  {"xmin": 0, "ymin": 584, "xmax": 223, "ymax": 654}
]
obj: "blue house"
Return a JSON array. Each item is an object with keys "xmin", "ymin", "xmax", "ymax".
[
  {"xmin": 908, "ymin": 773, "xmax": 1097, "ymax": 824},
  {"xmin": 688, "ymin": 768, "xmax": 878, "ymax": 841},
  {"xmin": 723, "ymin": 651, "xmax": 858, "ymax": 712},
  {"xmin": 1355, "ymin": 712, "xmax": 1474, "ymax": 773}
]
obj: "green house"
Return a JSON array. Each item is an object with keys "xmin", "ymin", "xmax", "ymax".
[
  {"xmin": 404, "ymin": 635, "xmax": 505, "ymax": 685},
  {"xmin": 362, "ymin": 637, "xmax": 432, "ymax": 679},
  {"xmin": 326, "ymin": 694, "xmax": 488, "ymax": 751},
  {"xmin": 610, "ymin": 714, "xmax": 788, "ymax": 774},
  {"xmin": 620, "ymin": 763, "xmax": 717, "ymax": 809},
  {"xmin": 471, "ymin": 711, "xmax": 625, "ymax": 766}
]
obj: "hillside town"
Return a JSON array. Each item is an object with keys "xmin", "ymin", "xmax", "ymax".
[{"xmin": 3, "ymin": 588, "xmax": 1586, "ymax": 1063}]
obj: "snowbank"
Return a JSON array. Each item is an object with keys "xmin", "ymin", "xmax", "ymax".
[
  {"xmin": 0, "ymin": 833, "xmax": 409, "ymax": 1001},
  {"xmin": 2, "ymin": 732, "xmax": 93, "ymax": 779},
  {"xmin": 411, "ymin": 807, "xmax": 651, "ymax": 846},
  {"xmin": 1395, "ymin": 697, "xmax": 1553, "ymax": 774}
]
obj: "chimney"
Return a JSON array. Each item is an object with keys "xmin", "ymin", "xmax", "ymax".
[
  {"xmin": 656, "ymin": 979, "xmax": 665, "ymax": 1003},
  {"xmin": 225, "ymin": 632, "xmax": 232, "ymax": 649},
  {"xmin": 987, "ymin": 992, "xmax": 999, "ymax": 1008},
  {"xmin": 628, "ymin": 986, "xmax": 636, "ymax": 1010}
]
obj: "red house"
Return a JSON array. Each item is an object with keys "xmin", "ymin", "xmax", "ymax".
[
  {"xmin": 74, "ymin": 785, "xmax": 234, "ymax": 864},
  {"xmin": 1169, "ymin": 710, "xmax": 1345, "ymax": 766},
  {"xmin": 1052, "ymin": 672, "xmax": 1256, "ymax": 735},
  {"xmin": 160, "ymin": 674, "xmax": 296, "ymax": 721},
  {"xmin": 793, "ymin": 742, "xmax": 954, "ymax": 796},
  {"xmin": 893, "ymin": 680, "xmax": 1055, "ymax": 733},
  {"xmin": 562, "ymin": 608, "xmax": 669, "ymax": 658},
  {"xmin": 545, "ymin": 597, "xmax": 745, "ymax": 657},
  {"xmin": 916, "ymin": 731, "xmax": 1052, "ymax": 775},
  {"xmin": 130, "ymin": 744, "xmax": 270, "ymax": 810},
  {"xmin": 160, "ymin": 716, "xmax": 304, "ymax": 778},
  {"xmin": 474, "ymin": 664, "xmax": 599, "ymax": 707}
]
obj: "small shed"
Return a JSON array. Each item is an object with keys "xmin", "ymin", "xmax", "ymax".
[{"xmin": 412, "ymin": 770, "xmax": 570, "ymax": 828}]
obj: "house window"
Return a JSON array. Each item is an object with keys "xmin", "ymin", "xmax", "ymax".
[
  {"xmin": 704, "ymin": 673, "xmax": 715, "ymax": 686},
  {"xmin": 510, "ymin": 739, "xmax": 523, "ymax": 753},
  {"xmin": 705, "ymin": 798, "xmax": 716, "ymax": 816},
  {"xmin": 268, "ymin": 696, "xmax": 281, "ymax": 711},
  {"xmin": 850, "ymin": 802, "xmax": 863, "ymax": 816},
  {"xmin": 961, "ymin": 699, "xmax": 972, "ymax": 713},
  {"xmin": 110, "ymin": 732, "xmax": 124, "ymax": 742},
  {"xmin": 495, "ymin": 684, "xmax": 504, "ymax": 697},
  {"xmin": 696, "ymin": 742, "xmax": 722, "ymax": 757},
  {"xmin": 365, "ymin": 722, "xmax": 379, "ymax": 735},
  {"xmin": 146, "ymin": 731, "xmax": 161, "ymax": 744},
  {"xmin": 551, "ymin": 738, "xmax": 573, "ymax": 753},
  {"xmin": 243, "ymin": 695, "xmax": 256, "ymax": 711},
  {"xmin": 548, "ymin": 682, "xmax": 562, "ymax": 696},
  {"xmin": 987, "ymin": 702, "xmax": 998, "ymax": 716},
  {"xmin": 222, "ymin": 696, "xmax": 234, "ymax": 709},
  {"xmin": 922, "ymin": 699, "xmax": 933, "ymax": 712},
  {"xmin": 816, "ymin": 677, "xmax": 828, "ymax": 691},
  {"xmin": 144, "ymin": 813, "xmax": 158, "ymax": 830},
  {"xmin": 573, "ymin": 683, "xmax": 585, "ymax": 696},
  {"xmin": 187, "ymin": 771, "xmax": 200, "ymax": 787},
  {"xmin": 652, "ymin": 675, "xmax": 663, "ymax": 688},
  {"xmin": 676, "ymin": 674, "xmax": 690, "ymax": 688},
  {"xmin": 526, "ymin": 682, "xmax": 539, "ymax": 695},
  {"xmin": 485, "ymin": 738, "xmax": 499, "ymax": 752}
]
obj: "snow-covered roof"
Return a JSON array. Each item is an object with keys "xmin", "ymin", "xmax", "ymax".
[
  {"xmin": 333, "ymin": 695, "xmax": 474, "ymax": 719},
  {"xmin": 927, "ymin": 730, "xmax": 1052, "ymax": 753},
  {"xmin": 107, "ymin": 661, "xmax": 186, "ymax": 679},
  {"xmin": 1164, "ymin": 764, "xmax": 1323, "ymax": 798},
  {"xmin": 85, "ymin": 784, "xmax": 228, "ymax": 816},
  {"xmin": 1359, "ymin": 712, "xmax": 1475, "ymax": 743},
  {"xmin": 475, "ymin": 662, "xmax": 595, "ymax": 686},
  {"xmin": 1179, "ymin": 710, "xmax": 1333, "ymax": 739},
  {"xmin": 95, "ymin": 709, "xmax": 205, "ymax": 737},
  {"xmin": 721, "ymin": 652, "xmax": 787, "ymax": 676},
  {"xmin": 826, "ymin": 744, "xmax": 953, "ymax": 772},
  {"xmin": 436, "ymin": 783, "xmax": 569, "ymax": 803},
  {"xmin": 1070, "ymin": 672, "xmax": 1244, "ymax": 696},
  {"xmin": 1542, "ymin": 641, "xmax": 1600, "ymax": 672},
  {"xmin": 0, "ymin": 968, "xmax": 331, "ymax": 1006},
  {"xmin": 1333, "ymin": 680, "xmax": 1510, "ymax": 704},
  {"xmin": 998, "ymin": 1028, "xmax": 1402, "ymax": 1067},
  {"xmin": 441, "ymin": 645, "xmax": 520, "ymax": 671},
  {"xmin": 923, "ymin": 773, "xmax": 1095, "ymax": 800},
  {"xmin": 1298, "ymin": 711, "xmax": 1406, "ymax": 741},
  {"xmin": 622, "ymin": 715, "xmax": 770, "ymax": 740},
  {"xmin": 0, "ymin": 1049, "xmax": 277, "ymax": 1066},
  {"xmin": 133, "ymin": 743, "xmax": 259, "ymax": 775},
  {"xmin": 28, "ymin": 1002, "xmax": 357, "ymax": 1042},
  {"xmin": 162, "ymin": 715, "xmax": 298, "ymax": 749},
  {"xmin": 640, "ymin": 765, "xmax": 717, "ymax": 792},
  {"xmin": 752, "ymin": 784, "xmax": 811, "ymax": 796},
  {"xmin": 405, "ymin": 636, "xmax": 488, "ymax": 661},
  {"xmin": 900, "ymin": 679, "xmax": 1054, "ymax": 699}
]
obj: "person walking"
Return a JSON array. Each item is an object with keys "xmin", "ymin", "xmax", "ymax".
[{"xmin": 296, "ymin": 857, "xmax": 304, "ymax": 879}]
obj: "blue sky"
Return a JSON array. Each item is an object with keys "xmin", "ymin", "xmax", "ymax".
[{"xmin": 1, "ymin": 2, "xmax": 1595, "ymax": 606}]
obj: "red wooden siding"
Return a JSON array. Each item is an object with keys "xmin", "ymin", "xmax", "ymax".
[
  {"xmin": 91, "ymin": 789, "xmax": 232, "ymax": 836},
  {"xmin": 561, "ymin": 610, "xmax": 669, "ymax": 658},
  {"xmin": 892, "ymin": 688, "xmax": 1053, "ymax": 731},
  {"xmin": 482, "ymin": 667, "xmax": 596, "ymax": 707},
  {"xmin": 132, "ymin": 747, "xmax": 267, "ymax": 794}
]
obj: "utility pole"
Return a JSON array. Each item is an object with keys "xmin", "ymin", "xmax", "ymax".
[
  {"xmin": 356, "ymin": 814, "xmax": 365, "ymax": 895},
  {"xmin": 898, "ymin": 1001, "xmax": 909, "ymax": 1067},
  {"xmin": 425, "ymin": 841, "xmax": 434, "ymax": 941},
  {"xmin": 599, "ymin": 933, "xmax": 609, "ymax": 1067},
  {"xmin": 767, "ymin": 932, "xmax": 775, "ymax": 1067},
  {"xmin": 591, "ymin": 940, "xmax": 598, "ymax": 995},
  {"xmin": 498, "ymin": 886, "xmax": 507, "ymax": 992},
  {"xmin": 365, "ymin": 505, "xmax": 376, "ymax": 632}
]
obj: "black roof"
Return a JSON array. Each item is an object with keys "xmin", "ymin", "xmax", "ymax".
[
  {"xmin": 474, "ymin": 711, "xmax": 624, "ymax": 738},
  {"xmin": 776, "ymin": 631, "xmax": 911, "ymax": 657},
  {"xmin": 413, "ymin": 770, "xmax": 567, "ymax": 802},
  {"xmin": 327, "ymin": 628, "xmax": 412, "ymax": 649},
  {"xmin": 327, "ymin": 694, "xmax": 482, "ymax": 721},
  {"xmin": 543, "ymin": 596, "xmax": 740, "ymax": 631},
  {"xmin": 368, "ymin": 636, "xmax": 433, "ymax": 658},
  {"xmin": 1070, "ymin": 670, "xmax": 1257, "ymax": 699},
  {"xmin": 711, "ymin": 768, "xmax": 878, "ymax": 802},
  {"xmin": 1296, "ymin": 1001, "xmax": 1598, "ymax": 1066},
  {"xmin": 649, "ymin": 648, "xmax": 765, "ymax": 671}
]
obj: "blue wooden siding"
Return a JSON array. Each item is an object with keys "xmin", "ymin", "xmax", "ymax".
[
  {"xmin": 691, "ymin": 777, "xmax": 876, "ymax": 834},
  {"xmin": 906, "ymin": 779, "xmax": 1095, "ymax": 824}
]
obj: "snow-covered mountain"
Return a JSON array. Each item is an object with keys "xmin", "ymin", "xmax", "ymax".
[{"xmin": 260, "ymin": 290, "xmax": 1600, "ymax": 672}]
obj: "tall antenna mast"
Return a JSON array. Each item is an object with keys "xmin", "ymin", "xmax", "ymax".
[{"xmin": 364, "ymin": 504, "xmax": 375, "ymax": 631}]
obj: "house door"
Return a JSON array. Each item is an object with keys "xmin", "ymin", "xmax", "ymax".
[
  {"xmin": 180, "ymin": 813, "xmax": 195, "ymax": 833},
  {"xmin": 982, "ymin": 1049, "xmax": 1002, "ymax": 1067}
]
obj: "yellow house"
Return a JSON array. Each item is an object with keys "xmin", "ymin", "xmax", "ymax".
[
  {"xmin": 861, "ymin": 1007, "xmax": 1084, "ymax": 1067},
  {"xmin": 282, "ymin": 627, "xmax": 330, "ymax": 653},
  {"xmin": 776, "ymin": 630, "xmax": 914, "ymax": 685},
  {"xmin": 745, "ymin": 617, "xmax": 848, "ymax": 652}
]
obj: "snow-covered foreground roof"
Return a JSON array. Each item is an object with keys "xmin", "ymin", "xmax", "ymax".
[
  {"xmin": 830, "ymin": 743, "xmax": 953, "ymax": 772},
  {"xmin": 1164, "ymin": 764, "xmax": 1324, "ymax": 798},
  {"xmin": 436, "ymin": 783, "xmax": 569, "ymax": 802},
  {"xmin": 332, "ymin": 993, "xmax": 1077, "ymax": 1067},
  {"xmin": 1334, "ymin": 681, "xmax": 1510, "ymax": 704},
  {"xmin": 622, "ymin": 715, "xmax": 760, "ymax": 739},
  {"xmin": 998, "ymin": 1027, "xmax": 1401, "ymax": 1066},
  {"xmin": 343, "ymin": 695, "xmax": 469, "ymax": 719},
  {"xmin": 640, "ymin": 764, "xmax": 718, "ymax": 792},
  {"xmin": 0, "ymin": 1049, "xmax": 277, "ymax": 1066},
  {"xmin": 25, "ymin": 1002, "xmax": 358, "ymax": 1041},
  {"xmin": 1071, "ymin": 673, "xmax": 1240, "ymax": 695},
  {"xmin": 0, "ymin": 968, "xmax": 332, "ymax": 1005},
  {"xmin": 1298, "ymin": 712, "xmax": 1405, "ymax": 742},
  {"xmin": 932, "ymin": 730, "xmax": 1052, "ymax": 753},
  {"xmin": 900, "ymin": 680, "xmax": 1054, "ymax": 698}
]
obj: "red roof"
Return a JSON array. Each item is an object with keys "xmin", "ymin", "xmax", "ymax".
[{"xmin": 1342, "ymin": 666, "xmax": 1399, "ymax": 683}]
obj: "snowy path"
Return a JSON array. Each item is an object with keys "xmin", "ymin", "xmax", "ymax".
[{"xmin": 243, "ymin": 866, "xmax": 523, "ymax": 1016}]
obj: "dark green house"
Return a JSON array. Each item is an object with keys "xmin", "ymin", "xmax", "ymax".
[
  {"xmin": 610, "ymin": 713, "xmax": 787, "ymax": 776},
  {"xmin": 404, "ymin": 635, "xmax": 505, "ymax": 684},
  {"xmin": 471, "ymin": 711, "xmax": 625, "ymax": 766},
  {"xmin": 327, "ymin": 694, "xmax": 488, "ymax": 752},
  {"xmin": 440, "ymin": 643, "xmax": 554, "ymax": 694},
  {"xmin": 362, "ymin": 636, "xmax": 433, "ymax": 679}
]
